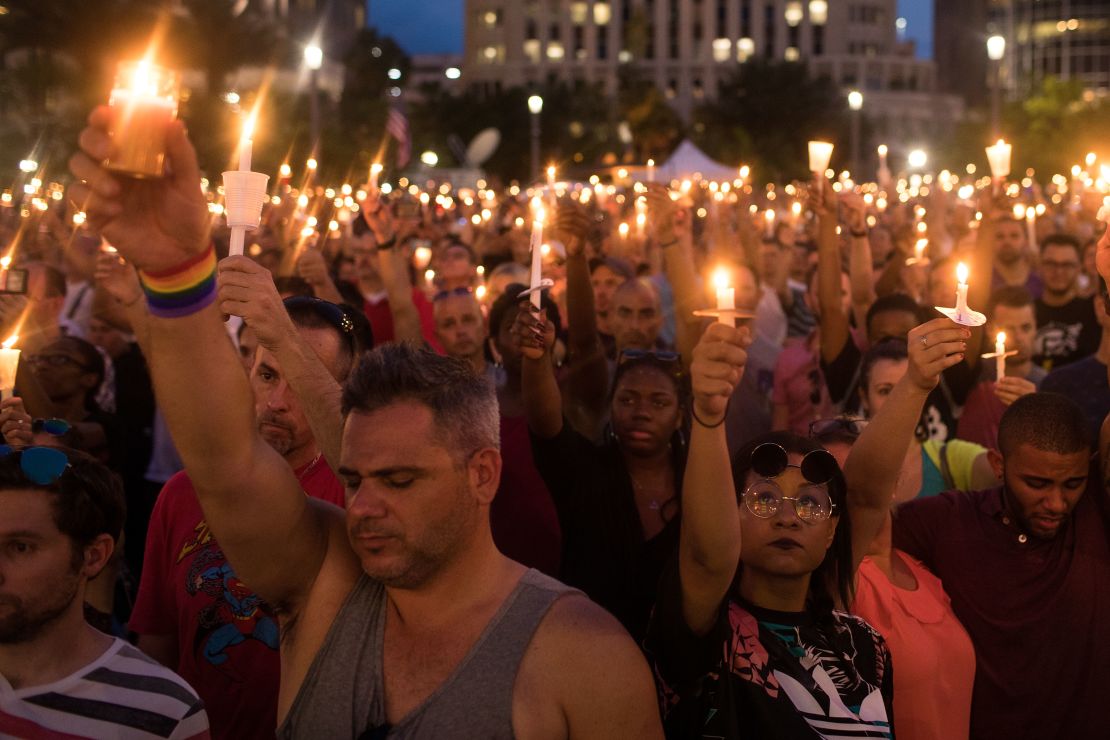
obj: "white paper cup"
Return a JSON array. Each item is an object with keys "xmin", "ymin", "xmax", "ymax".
[{"xmin": 222, "ymin": 171, "xmax": 270, "ymax": 229}]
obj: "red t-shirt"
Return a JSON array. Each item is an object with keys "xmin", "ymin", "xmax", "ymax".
[
  {"xmin": 361, "ymin": 287, "xmax": 439, "ymax": 349},
  {"xmin": 491, "ymin": 415, "xmax": 561, "ymax": 577},
  {"xmin": 129, "ymin": 457, "xmax": 344, "ymax": 740}
]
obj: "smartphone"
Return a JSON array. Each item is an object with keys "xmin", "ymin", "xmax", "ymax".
[{"xmin": 0, "ymin": 268, "xmax": 28, "ymax": 295}]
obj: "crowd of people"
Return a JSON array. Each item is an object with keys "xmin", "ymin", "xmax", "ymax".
[{"xmin": 2, "ymin": 102, "xmax": 1110, "ymax": 739}]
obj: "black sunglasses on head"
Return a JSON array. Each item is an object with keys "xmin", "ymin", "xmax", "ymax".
[
  {"xmin": 618, "ymin": 349, "xmax": 683, "ymax": 376},
  {"xmin": 750, "ymin": 442, "xmax": 838, "ymax": 485}
]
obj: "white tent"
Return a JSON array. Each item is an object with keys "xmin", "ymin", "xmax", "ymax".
[{"xmin": 656, "ymin": 140, "xmax": 737, "ymax": 182}]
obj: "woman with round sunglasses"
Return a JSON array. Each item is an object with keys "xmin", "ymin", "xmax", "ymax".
[
  {"xmin": 647, "ymin": 322, "xmax": 894, "ymax": 739},
  {"xmin": 516, "ymin": 302, "xmax": 689, "ymax": 641}
]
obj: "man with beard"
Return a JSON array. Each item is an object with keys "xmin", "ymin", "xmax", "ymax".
[
  {"xmin": 130, "ymin": 282, "xmax": 368, "ymax": 740},
  {"xmin": 69, "ymin": 110, "xmax": 661, "ymax": 740},
  {"xmin": 991, "ymin": 217, "xmax": 1044, "ymax": 299},
  {"xmin": 433, "ymin": 288, "xmax": 495, "ymax": 381},
  {"xmin": 0, "ymin": 447, "xmax": 208, "ymax": 738}
]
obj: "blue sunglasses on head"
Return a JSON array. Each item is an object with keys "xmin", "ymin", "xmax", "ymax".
[{"xmin": 0, "ymin": 445, "xmax": 72, "ymax": 485}]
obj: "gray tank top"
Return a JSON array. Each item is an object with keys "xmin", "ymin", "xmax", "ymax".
[{"xmin": 277, "ymin": 569, "xmax": 576, "ymax": 739}]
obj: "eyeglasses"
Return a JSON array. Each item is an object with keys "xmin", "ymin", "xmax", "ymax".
[
  {"xmin": 740, "ymin": 442, "xmax": 839, "ymax": 524},
  {"xmin": 433, "ymin": 287, "xmax": 475, "ymax": 302},
  {"xmin": 31, "ymin": 418, "xmax": 70, "ymax": 436},
  {"xmin": 0, "ymin": 445, "xmax": 72, "ymax": 485},
  {"xmin": 808, "ymin": 417, "xmax": 868, "ymax": 440},
  {"xmin": 26, "ymin": 354, "xmax": 90, "ymax": 370},
  {"xmin": 742, "ymin": 481, "xmax": 837, "ymax": 523},
  {"xmin": 619, "ymin": 349, "xmax": 680, "ymax": 364}
]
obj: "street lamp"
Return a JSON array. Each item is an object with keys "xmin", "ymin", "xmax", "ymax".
[
  {"xmin": 987, "ymin": 35, "xmax": 1006, "ymax": 138},
  {"xmin": 847, "ymin": 90, "xmax": 863, "ymax": 177},
  {"xmin": 304, "ymin": 43, "xmax": 324, "ymax": 156},
  {"xmin": 528, "ymin": 95, "xmax": 544, "ymax": 182}
]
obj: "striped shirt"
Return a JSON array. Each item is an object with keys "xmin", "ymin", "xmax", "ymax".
[{"xmin": 1, "ymin": 638, "xmax": 210, "ymax": 739}]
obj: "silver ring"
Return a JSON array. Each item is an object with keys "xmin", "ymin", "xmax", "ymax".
[{"xmin": 921, "ymin": 335, "xmax": 928, "ymax": 347}]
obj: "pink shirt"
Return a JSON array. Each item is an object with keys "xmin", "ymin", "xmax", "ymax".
[
  {"xmin": 853, "ymin": 551, "xmax": 976, "ymax": 740},
  {"xmin": 771, "ymin": 331, "xmax": 839, "ymax": 435}
]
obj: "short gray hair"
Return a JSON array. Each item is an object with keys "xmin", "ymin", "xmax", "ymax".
[{"xmin": 341, "ymin": 343, "xmax": 499, "ymax": 460}]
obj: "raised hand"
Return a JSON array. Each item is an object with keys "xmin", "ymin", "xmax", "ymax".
[
  {"xmin": 994, "ymin": 375, "xmax": 1036, "ymax": 406},
  {"xmin": 689, "ymin": 323, "xmax": 751, "ymax": 425},
  {"xmin": 217, "ymin": 256, "xmax": 294, "ymax": 350},
  {"xmin": 511, "ymin": 302, "xmax": 555, "ymax": 361},
  {"xmin": 67, "ymin": 107, "xmax": 209, "ymax": 272},
  {"xmin": 94, "ymin": 251, "xmax": 142, "ymax": 306},
  {"xmin": 644, "ymin": 184, "xmax": 678, "ymax": 243},
  {"xmin": 840, "ymin": 190, "xmax": 868, "ymax": 234},
  {"xmin": 905, "ymin": 318, "xmax": 970, "ymax": 392},
  {"xmin": 554, "ymin": 200, "xmax": 593, "ymax": 258}
]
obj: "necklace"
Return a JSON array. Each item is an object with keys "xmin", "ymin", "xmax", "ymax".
[
  {"xmin": 628, "ymin": 471, "xmax": 673, "ymax": 511},
  {"xmin": 297, "ymin": 452, "xmax": 324, "ymax": 485}
]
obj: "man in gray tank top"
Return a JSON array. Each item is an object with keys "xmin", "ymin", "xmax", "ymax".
[{"xmin": 67, "ymin": 118, "xmax": 663, "ymax": 738}]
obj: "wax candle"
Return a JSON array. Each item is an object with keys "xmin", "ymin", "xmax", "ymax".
[
  {"xmin": 955, "ymin": 262, "xmax": 970, "ymax": 317},
  {"xmin": 1025, "ymin": 208, "xmax": 1037, "ymax": 248},
  {"xmin": 106, "ymin": 60, "xmax": 179, "ymax": 178},
  {"xmin": 0, "ymin": 334, "xmax": 19, "ymax": 400},
  {"xmin": 636, "ymin": 211, "xmax": 646, "ymax": 237},
  {"xmin": 647, "ymin": 158, "xmax": 655, "ymax": 183},
  {"xmin": 764, "ymin": 209, "xmax": 775, "ymax": 239},
  {"xmin": 808, "ymin": 141, "xmax": 834, "ymax": 176},
  {"xmin": 618, "ymin": 222, "xmax": 629, "ymax": 240},
  {"xmin": 713, "ymin": 267, "xmax": 735, "ymax": 328},
  {"xmin": 370, "ymin": 162, "xmax": 383, "ymax": 191},
  {"xmin": 238, "ymin": 114, "xmax": 254, "ymax": 172},
  {"xmin": 995, "ymin": 332, "xmax": 1007, "ymax": 380},
  {"xmin": 529, "ymin": 200, "xmax": 545, "ymax": 309}
]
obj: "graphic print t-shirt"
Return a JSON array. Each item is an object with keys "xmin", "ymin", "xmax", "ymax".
[
  {"xmin": 647, "ymin": 562, "xmax": 894, "ymax": 739},
  {"xmin": 129, "ymin": 461, "xmax": 345, "ymax": 740},
  {"xmin": 1033, "ymin": 296, "xmax": 1099, "ymax": 370}
]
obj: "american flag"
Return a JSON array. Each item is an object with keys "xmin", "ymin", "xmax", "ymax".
[{"xmin": 386, "ymin": 101, "xmax": 411, "ymax": 168}]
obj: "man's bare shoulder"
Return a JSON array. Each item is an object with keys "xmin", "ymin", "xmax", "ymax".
[{"xmin": 514, "ymin": 593, "xmax": 663, "ymax": 740}]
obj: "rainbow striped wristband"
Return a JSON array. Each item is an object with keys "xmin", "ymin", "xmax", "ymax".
[{"xmin": 139, "ymin": 245, "xmax": 218, "ymax": 319}]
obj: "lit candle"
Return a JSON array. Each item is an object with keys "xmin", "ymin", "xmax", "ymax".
[
  {"xmin": 413, "ymin": 245, "xmax": 432, "ymax": 270},
  {"xmin": 955, "ymin": 262, "xmax": 970, "ymax": 318},
  {"xmin": 618, "ymin": 222, "xmax": 629, "ymax": 240},
  {"xmin": 995, "ymin": 332, "xmax": 1007, "ymax": 380},
  {"xmin": 808, "ymin": 141, "xmax": 834, "ymax": 177},
  {"xmin": 0, "ymin": 334, "xmax": 19, "ymax": 400},
  {"xmin": 985, "ymin": 139, "xmax": 1012, "ymax": 186},
  {"xmin": 529, "ymin": 199, "xmax": 545, "ymax": 309},
  {"xmin": 647, "ymin": 158, "xmax": 656, "ymax": 183},
  {"xmin": 237, "ymin": 113, "xmax": 254, "ymax": 172},
  {"xmin": 546, "ymin": 165, "xmax": 557, "ymax": 211},
  {"xmin": 635, "ymin": 211, "xmax": 646, "ymax": 237},
  {"xmin": 764, "ymin": 208, "xmax": 775, "ymax": 239},
  {"xmin": 1025, "ymin": 208, "xmax": 1037, "ymax": 249},
  {"xmin": 106, "ymin": 60, "xmax": 179, "ymax": 178},
  {"xmin": 713, "ymin": 267, "xmax": 735, "ymax": 328},
  {"xmin": 223, "ymin": 110, "xmax": 269, "ymax": 258},
  {"xmin": 369, "ymin": 162, "xmax": 383, "ymax": 191}
]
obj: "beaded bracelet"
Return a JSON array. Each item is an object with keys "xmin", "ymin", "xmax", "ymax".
[{"xmin": 138, "ymin": 245, "xmax": 218, "ymax": 319}]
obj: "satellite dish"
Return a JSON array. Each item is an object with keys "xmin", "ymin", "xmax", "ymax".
[{"xmin": 466, "ymin": 129, "xmax": 501, "ymax": 167}]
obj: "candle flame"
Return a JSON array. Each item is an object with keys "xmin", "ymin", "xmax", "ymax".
[
  {"xmin": 764, "ymin": 209, "xmax": 775, "ymax": 223},
  {"xmin": 647, "ymin": 158, "xmax": 654, "ymax": 168},
  {"xmin": 0, "ymin": 256, "xmax": 10, "ymax": 270},
  {"xmin": 279, "ymin": 163, "xmax": 291, "ymax": 178},
  {"xmin": 957, "ymin": 262, "xmax": 969, "ymax": 285},
  {"xmin": 241, "ymin": 108, "xmax": 258, "ymax": 142},
  {"xmin": 306, "ymin": 158, "xmax": 318, "ymax": 171},
  {"xmin": 546, "ymin": 165, "xmax": 556, "ymax": 179},
  {"xmin": 877, "ymin": 144, "xmax": 888, "ymax": 157},
  {"xmin": 1013, "ymin": 204, "xmax": 1026, "ymax": 219},
  {"xmin": 476, "ymin": 284, "xmax": 487, "ymax": 301},
  {"xmin": 1, "ymin": 335, "xmax": 16, "ymax": 350},
  {"xmin": 712, "ymin": 267, "xmax": 730, "ymax": 292},
  {"xmin": 618, "ymin": 222, "xmax": 629, "ymax": 237},
  {"xmin": 915, "ymin": 239, "xmax": 927, "ymax": 258},
  {"xmin": 370, "ymin": 162, "xmax": 383, "ymax": 175},
  {"xmin": 996, "ymin": 331, "xmax": 1006, "ymax": 346}
]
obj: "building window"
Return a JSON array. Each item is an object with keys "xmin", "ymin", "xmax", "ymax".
[
  {"xmin": 574, "ymin": 25, "xmax": 586, "ymax": 57},
  {"xmin": 526, "ymin": 20, "xmax": 538, "ymax": 40},
  {"xmin": 764, "ymin": 5, "xmax": 775, "ymax": 58},
  {"xmin": 480, "ymin": 45, "xmax": 503, "ymax": 63},
  {"xmin": 784, "ymin": 1, "xmax": 803, "ymax": 27},
  {"xmin": 785, "ymin": 46, "xmax": 800, "ymax": 61},
  {"xmin": 598, "ymin": 28, "xmax": 609, "ymax": 58},
  {"xmin": 716, "ymin": 0, "xmax": 727, "ymax": 37},
  {"xmin": 809, "ymin": 0, "xmax": 827, "ymax": 25},
  {"xmin": 813, "ymin": 25, "xmax": 825, "ymax": 55},
  {"xmin": 737, "ymin": 36, "xmax": 755, "ymax": 62},
  {"xmin": 740, "ymin": 0, "xmax": 750, "ymax": 37},
  {"xmin": 594, "ymin": 2, "xmax": 612, "ymax": 25},
  {"xmin": 524, "ymin": 39, "xmax": 542, "ymax": 63},
  {"xmin": 570, "ymin": 2, "xmax": 589, "ymax": 24},
  {"xmin": 547, "ymin": 42, "xmax": 566, "ymax": 60},
  {"xmin": 482, "ymin": 9, "xmax": 500, "ymax": 28},
  {"xmin": 713, "ymin": 37, "xmax": 732, "ymax": 62},
  {"xmin": 550, "ymin": 24, "xmax": 561, "ymax": 41}
]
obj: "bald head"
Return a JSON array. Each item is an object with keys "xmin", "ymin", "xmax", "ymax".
[{"xmin": 434, "ymin": 291, "xmax": 487, "ymax": 362}]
